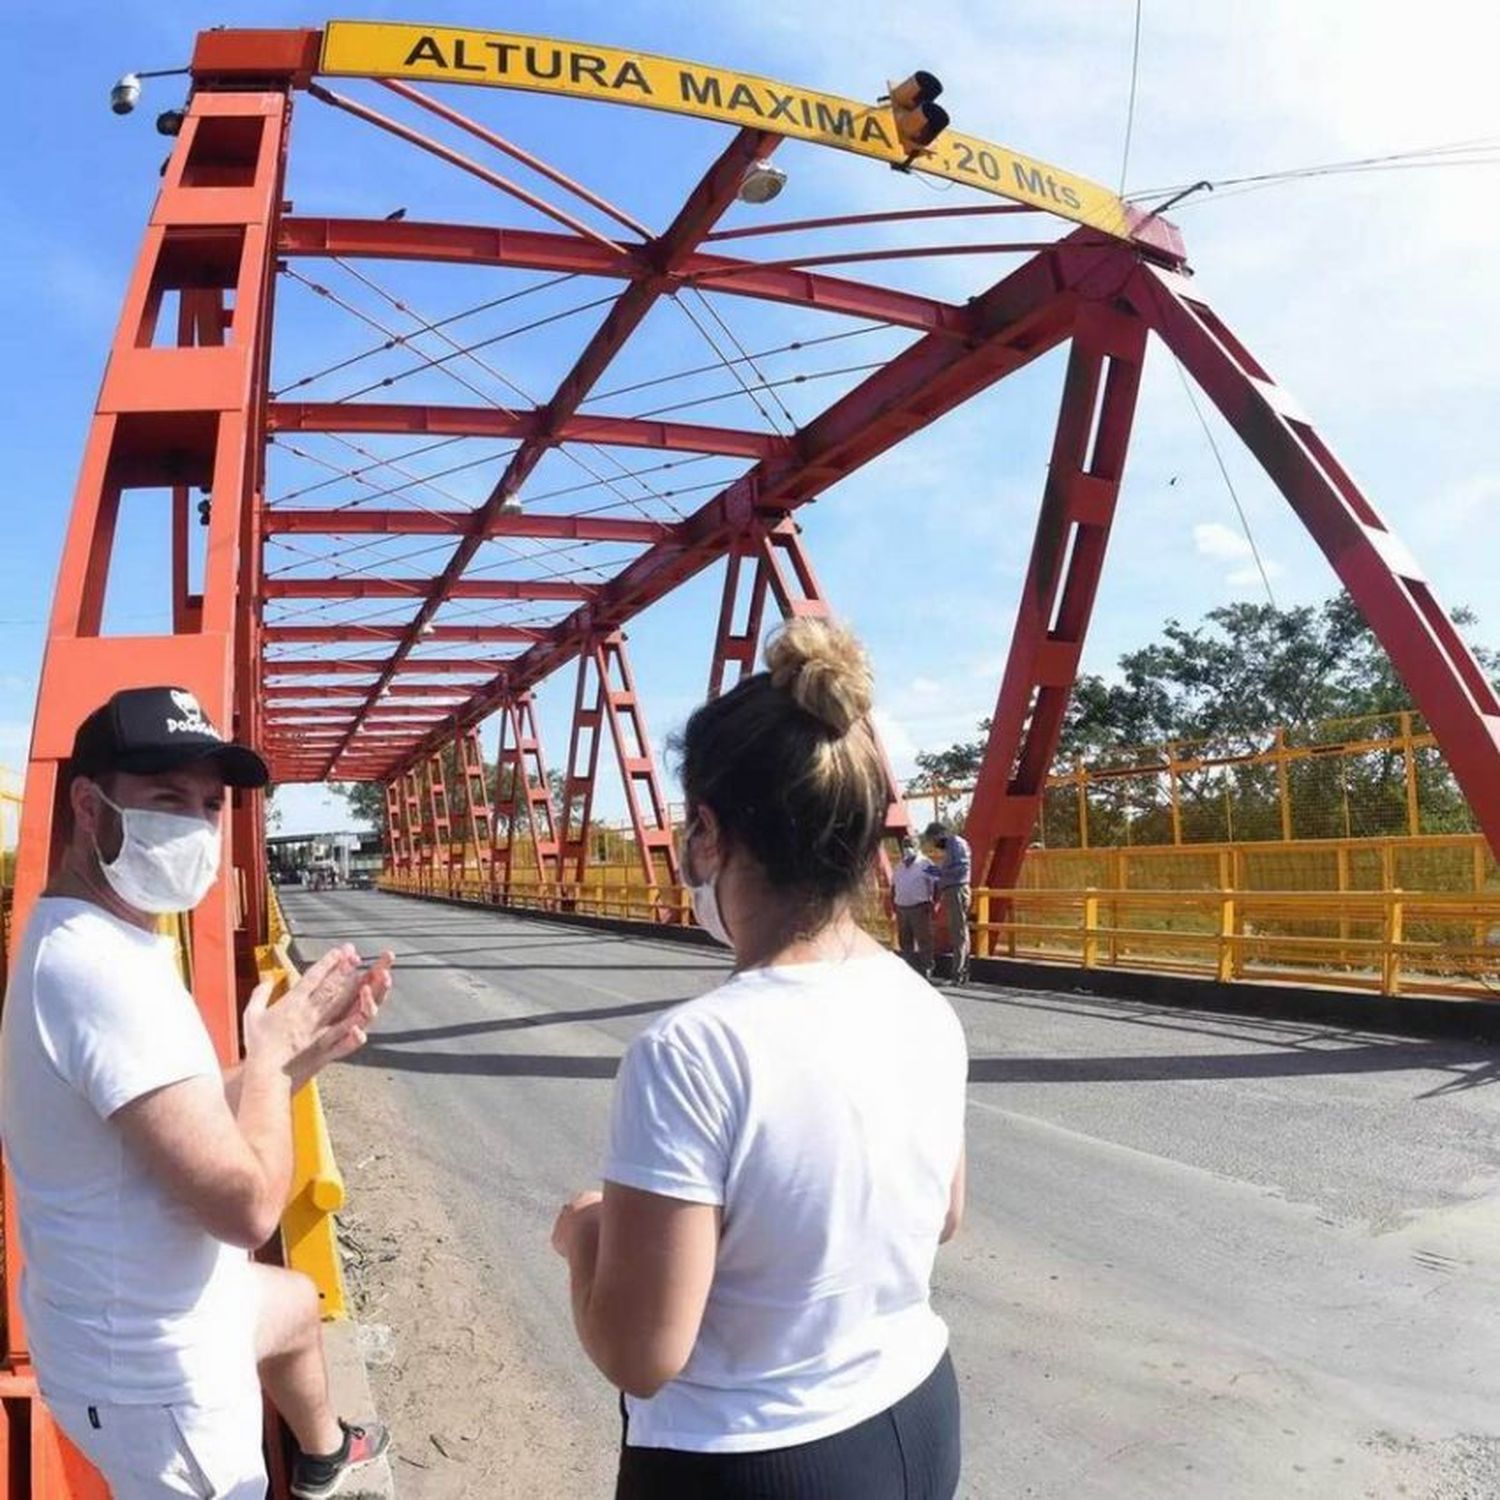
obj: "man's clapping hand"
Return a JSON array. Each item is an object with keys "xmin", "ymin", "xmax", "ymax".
[{"xmin": 243, "ymin": 944, "xmax": 394, "ymax": 1089}]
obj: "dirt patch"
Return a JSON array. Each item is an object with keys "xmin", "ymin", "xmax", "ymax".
[{"xmin": 319, "ymin": 1064, "xmax": 614, "ymax": 1498}]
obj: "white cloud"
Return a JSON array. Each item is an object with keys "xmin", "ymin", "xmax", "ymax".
[
  {"xmin": 1227, "ymin": 561, "xmax": 1285, "ymax": 587},
  {"xmin": 1193, "ymin": 521, "xmax": 1254, "ymax": 561}
]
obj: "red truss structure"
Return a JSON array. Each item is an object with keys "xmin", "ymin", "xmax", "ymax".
[{"xmin": 9, "ymin": 22, "xmax": 1500, "ymax": 1491}]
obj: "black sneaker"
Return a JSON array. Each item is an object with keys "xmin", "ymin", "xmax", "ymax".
[{"xmin": 291, "ymin": 1419, "xmax": 391, "ymax": 1499}]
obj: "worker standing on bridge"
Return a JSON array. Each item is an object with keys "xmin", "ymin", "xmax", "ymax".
[
  {"xmin": 0, "ymin": 687, "xmax": 394, "ymax": 1500},
  {"xmin": 891, "ymin": 834, "xmax": 940, "ymax": 978},
  {"xmin": 923, "ymin": 820, "xmax": 973, "ymax": 986},
  {"xmin": 553, "ymin": 620, "xmax": 966, "ymax": 1499}
]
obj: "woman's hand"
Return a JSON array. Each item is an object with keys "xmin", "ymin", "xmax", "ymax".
[{"xmin": 551, "ymin": 1189, "xmax": 604, "ymax": 1262}]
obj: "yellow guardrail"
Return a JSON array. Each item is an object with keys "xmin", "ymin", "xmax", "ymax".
[
  {"xmin": 377, "ymin": 865, "xmax": 1500, "ymax": 1001},
  {"xmin": 259, "ymin": 886, "xmax": 348, "ymax": 1320},
  {"xmin": 970, "ymin": 886, "xmax": 1500, "ymax": 999}
]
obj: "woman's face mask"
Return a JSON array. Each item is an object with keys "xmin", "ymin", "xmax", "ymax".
[
  {"xmin": 682, "ymin": 818, "xmax": 732, "ymax": 948},
  {"xmin": 90, "ymin": 785, "xmax": 221, "ymax": 915}
]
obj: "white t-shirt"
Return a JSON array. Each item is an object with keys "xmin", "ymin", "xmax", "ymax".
[
  {"xmin": 604, "ymin": 949, "xmax": 968, "ymax": 1453},
  {"xmin": 0, "ymin": 898, "xmax": 256, "ymax": 1407}
]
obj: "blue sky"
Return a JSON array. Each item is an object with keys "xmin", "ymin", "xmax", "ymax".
[{"xmin": 3, "ymin": 0, "xmax": 1497, "ymax": 835}]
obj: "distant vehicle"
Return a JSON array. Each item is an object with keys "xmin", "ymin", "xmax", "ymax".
[{"xmin": 349, "ymin": 871, "xmax": 375, "ymax": 890}]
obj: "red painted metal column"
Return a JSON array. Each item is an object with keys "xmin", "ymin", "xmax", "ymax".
[
  {"xmin": 423, "ymin": 751, "xmax": 456, "ymax": 895},
  {"xmin": 592, "ymin": 634, "xmax": 682, "ymax": 896},
  {"xmin": 1129, "ymin": 263, "xmax": 1500, "ymax": 862},
  {"xmin": 453, "ymin": 728, "xmax": 493, "ymax": 895},
  {"xmin": 507, "ymin": 695, "xmax": 563, "ymax": 901},
  {"xmin": 965, "ymin": 301, "xmax": 1151, "ymax": 892},
  {"xmin": 708, "ymin": 520, "xmax": 912, "ymax": 844},
  {"xmin": 382, "ymin": 781, "xmax": 404, "ymax": 876},
  {"xmin": 7, "ymin": 87, "xmax": 291, "ymax": 1433},
  {"xmin": 402, "ymin": 768, "xmax": 424, "ymax": 884},
  {"xmin": 559, "ymin": 655, "xmax": 607, "ymax": 894}
]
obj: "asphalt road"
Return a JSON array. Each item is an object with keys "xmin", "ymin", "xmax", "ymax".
[{"xmin": 286, "ymin": 888, "xmax": 1500, "ymax": 1499}]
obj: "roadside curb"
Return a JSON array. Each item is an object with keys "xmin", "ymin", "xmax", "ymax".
[
  {"xmin": 285, "ymin": 927, "xmax": 398, "ymax": 1498},
  {"xmin": 366, "ymin": 889, "xmax": 1500, "ymax": 1044}
]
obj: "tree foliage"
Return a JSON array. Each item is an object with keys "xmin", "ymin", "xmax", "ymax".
[{"xmin": 909, "ymin": 595, "xmax": 1498, "ymax": 845}]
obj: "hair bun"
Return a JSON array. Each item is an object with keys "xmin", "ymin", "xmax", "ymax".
[{"xmin": 765, "ymin": 618, "xmax": 874, "ymax": 738}]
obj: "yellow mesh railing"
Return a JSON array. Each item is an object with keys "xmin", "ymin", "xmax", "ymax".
[{"xmin": 907, "ymin": 709, "xmax": 1480, "ymax": 849}]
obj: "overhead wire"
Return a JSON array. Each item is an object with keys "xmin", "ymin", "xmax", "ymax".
[
  {"xmin": 270, "ymin": 272, "xmax": 580, "ymax": 398},
  {"xmin": 1125, "ymin": 136, "xmax": 1500, "ymax": 206},
  {"xmin": 1171, "ymin": 355, "xmax": 1279, "ymax": 609},
  {"xmin": 327, "ymin": 259, "xmax": 688, "ymax": 522},
  {"xmin": 1118, "ymin": 0, "xmax": 1144, "ymax": 194}
]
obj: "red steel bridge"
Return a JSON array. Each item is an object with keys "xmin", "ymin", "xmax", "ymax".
[{"xmin": 6, "ymin": 20, "xmax": 1500, "ymax": 1493}]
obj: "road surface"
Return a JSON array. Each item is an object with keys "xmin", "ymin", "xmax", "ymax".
[{"xmin": 285, "ymin": 888, "xmax": 1500, "ymax": 1499}]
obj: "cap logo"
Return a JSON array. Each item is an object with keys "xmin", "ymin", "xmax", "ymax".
[{"xmin": 165, "ymin": 690, "xmax": 222, "ymax": 740}]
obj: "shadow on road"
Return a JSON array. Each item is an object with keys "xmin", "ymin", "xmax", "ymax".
[
  {"xmin": 969, "ymin": 1041, "xmax": 1495, "ymax": 1085},
  {"xmin": 345, "ymin": 1047, "xmax": 621, "ymax": 1078},
  {"xmin": 370, "ymin": 997, "xmax": 682, "ymax": 1045}
]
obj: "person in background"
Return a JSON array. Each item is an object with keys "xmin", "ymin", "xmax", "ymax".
[
  {"xmin": 891, "ymin": 834, "xmax": 940, "ymax": 979},
  {"xmin": 0, "ymin": 687, "xmax": 394, "ymax": 1500},
  {"xmin": 923, "ymin": 821, "xmax": 973, "ymax": 986},
  {"xmin": 552, "ymin": 620, "xmax": 967, "ymax": 1500}
]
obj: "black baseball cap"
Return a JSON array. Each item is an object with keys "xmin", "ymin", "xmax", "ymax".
[{"xmin": 70, "ymin": 686, "xmax": 269, "ymax": 789}]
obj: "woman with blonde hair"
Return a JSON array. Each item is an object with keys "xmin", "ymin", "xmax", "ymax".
[{"xmin": 553, "ymin": 618, "xmax": 968, "ymax": 1499}]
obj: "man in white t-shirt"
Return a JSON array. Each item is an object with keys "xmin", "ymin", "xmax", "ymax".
[{"xmin": 0, "ymin": 687, "xmax": 394, "ymax": 1499}]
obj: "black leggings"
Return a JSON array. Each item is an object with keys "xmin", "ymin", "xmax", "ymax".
[{"xmin": 615, "ymin": 1351, "xmax": 961, "ymax": 1499}]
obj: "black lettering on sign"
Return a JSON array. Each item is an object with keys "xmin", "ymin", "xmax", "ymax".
[
  {"xmin": 485, "ymin": 41, "xmax": 520, "ymax": 73},
  {"xmin": 765, "ymin": 89, "xmax": 797, "ymax": 122},
  {"xmin": 952, "ymin": 141, "xmax": 976, "ymax": 173},
  {"xmin": 613, "ymin": 59, "xmax": 652, "ymax": 94},
  {"xmin": 814, "ymin": 101, "xmax": 855, "ymax": 137},
  {"xmin": 526, "ymin": 45, "xmax": 563, "ymax": 80},
  {"xmin": 725, "ymin": 82, "xmax": 764, "ymax": 116},
  {"xmin": 403, "ymin": 35, "xmax": 448, "ymax": 68},
  {"xmin": 680, "ymin": 70, "xmax": 722, "ymax": 108},
  {"xmin": 451, "ymin": 37, "xmax": 485, "ymax": 73},
  {"xmin": 977, "ymin": 149, "xmax": 1001, "ymax": 182},
  {"xmin": 1059, "ymin": 184, "xmax": 1082, "ymax": 210},
  {"xmin": 860, "ymin": 116, "xmax": 893, "ymax": 146},
  {"xmin": 571, "ymin": 52, "xmax": 608, "ymax": 86},
  {"xmin": 1012, "ymin": 161, "xmax": 1046, "ymax": 198}
]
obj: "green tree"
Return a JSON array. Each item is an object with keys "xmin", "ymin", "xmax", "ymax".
[{"xmin": 910, "ymin": 594, "xmax": 1499, "ymax": 844}]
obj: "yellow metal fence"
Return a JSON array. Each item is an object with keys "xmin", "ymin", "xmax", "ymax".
[
  {"xmin": 379, "ymin": 837, "xmax": 1500, "ymax": 1000},
  {"xmin": 259, "ymin": 885, "xmax": 348, "ymax": 1320},
  {"xmin": 908, "ymin": 709, "xmax": 1479, "ymax": 850}
]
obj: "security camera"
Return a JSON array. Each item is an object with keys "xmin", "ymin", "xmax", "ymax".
[
  {"xmin": 156, "ymin": 108, "xmax": 185, "ymax": 137},
  {"xmin": 110, "ymin": 73, "xmax": 142, "ymax": 115}
]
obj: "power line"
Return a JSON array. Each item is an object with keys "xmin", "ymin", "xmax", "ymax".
[
  {"xmin": 1118, "ymin": 0, "xmax": 1144, "ymax": 195},
  {"xmin": 1126, "ymin": 135, "xmax": 1500, "ymax": 205},
  {"xmin": 1172, "ymin": 355, "xmax": 1278, "ymax": 609}
]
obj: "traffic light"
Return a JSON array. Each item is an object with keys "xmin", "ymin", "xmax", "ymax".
[{"xmin": 882, "ymin": 71, "xmax": 949, "ymax": 170}]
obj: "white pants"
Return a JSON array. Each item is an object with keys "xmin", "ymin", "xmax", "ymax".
[{"xmin": 50, "ymin": 1395, "xmax": 266, "ymax": 1499}]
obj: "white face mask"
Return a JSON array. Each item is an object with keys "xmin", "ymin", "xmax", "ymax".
[
  {"xmin": 683, "ymin": 820, "xmax": 732, "ymax": 948},
  {"xmin": 91, "ymin": 787, "xmax": 221, "ymax": 915}
]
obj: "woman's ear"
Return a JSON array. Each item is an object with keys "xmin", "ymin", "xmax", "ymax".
[{"xmin": 693, "ymin": 804, "xmax": 724, "ymax": 870}]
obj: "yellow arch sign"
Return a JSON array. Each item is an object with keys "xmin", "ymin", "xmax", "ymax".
[{"xmin": 320, "ymin": 21, "xmax": 1139, "ymax": 242}]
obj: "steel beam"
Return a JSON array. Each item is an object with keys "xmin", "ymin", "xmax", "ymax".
[
  {"xmin": 264, "ymin": 510, "xmax": 674, "ymax": 542},
  {"xmin": 279, "ymin": 217, "xmax": 972, "ymax": 337},
  {"xmin": 1129, "ymin": 264, "xmax": 1500, "ymax": 862},
  {"xmin": 392, "ymin": 233, "xmax": 1125, "ymax": 772},
  {"xmin": 267, "ymin": 402, "xmax": 786, "ymax": 461},
  {"xmin": 265, "ymin": 624, "xmax": 543, "ymax": 644},
  {"xmin": 965, "ymin": 302, "xmax": 1151, "ymax": 891},
  {"xmin": 264, "ymin": 659, "xmax": 509, "ymax": 677},
  {"xmin": 264, "ymin": 578, "xmax": 596, "ymax": 601},
  {"xmin": 318, "ymin": 126, "xmax": 782, "ymax": 779},
  {"xmin": 706, "ymin": 520, "xmax": 910, "ymax": 844}
]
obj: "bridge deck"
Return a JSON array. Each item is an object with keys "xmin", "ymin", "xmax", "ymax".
[{"xmin": 284, "ymin": 888, "xmax": 1500, "ymax": 1500}]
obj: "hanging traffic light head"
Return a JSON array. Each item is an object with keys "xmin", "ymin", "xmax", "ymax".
[{"xmin": 881, "ymin": 71, "xmax": 949, "ymax": 171}]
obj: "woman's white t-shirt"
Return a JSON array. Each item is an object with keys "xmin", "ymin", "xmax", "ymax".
[{"xmin": 604, "ymin": 949, "xmax": 968, "ymax": 1453}]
